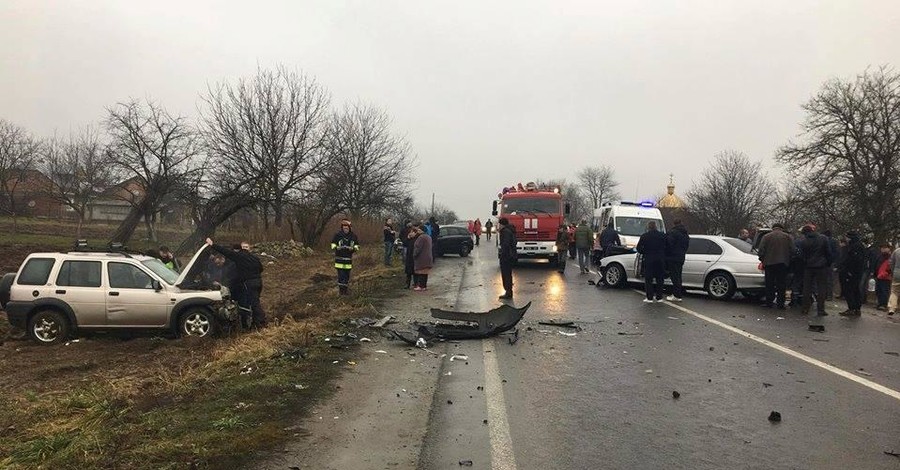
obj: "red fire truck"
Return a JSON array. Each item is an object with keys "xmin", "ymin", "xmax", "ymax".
[{"xmin": 492, "ymin": 182, "xmax": 570, "ymax": 265}]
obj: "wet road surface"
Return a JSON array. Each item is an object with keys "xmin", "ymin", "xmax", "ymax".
[{"xmin": 418, "ymin": 245, "xmax": 900, "ymax": 469}]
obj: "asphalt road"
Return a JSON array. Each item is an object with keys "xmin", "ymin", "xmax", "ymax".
[{"xmin": 417, "ymin": 244, "xmax": 900, "ymax": 470}]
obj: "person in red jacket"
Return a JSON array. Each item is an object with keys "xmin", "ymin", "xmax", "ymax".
[
  {"xmin": 874, "ymin": 244, "xmax": 893, "ymax": 310},
  {"xmin": 473, "ymin": 219, "xmax": 482, "ymax": 246}
]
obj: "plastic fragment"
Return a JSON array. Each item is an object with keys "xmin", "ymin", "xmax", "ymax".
[
  {"xmin": 450, "ymin": 354, "xmax": 469, "ymax": 362},
  {"xmin": 558, "ymin": 331, "xmax": 577, "ymax": 337}
]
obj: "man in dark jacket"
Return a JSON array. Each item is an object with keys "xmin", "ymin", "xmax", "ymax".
[
  {"xmin": 207, "ymin": 238, "xmax": 266, "ymax": 329},
  {"xmin": 799, "ymin": 225, "xmax": 833, "ymax": 319},
  {"xmin": 637, "ymin": 221, "xmax": 668, "ymax": 303},
  {"xmin": 838, "ymin": 231, "xmax": 866, "ymax": 316},
  {"xmin": 599, "ymin": 222, "xmax": 622, "ymax": 258},
  {"xmin": 332, "ymin": 219, "xmax": 360, "ymax": 295},
  {"xmin": 498, "ymin": 217, "xmax": 517, "ymax": 300},
  {"xmin": 665, "ymin": 220, "xmax": 689, "ymax": 302},
  {"xmin": 758, "ymin": 223, "xmax": 793, "ymax": 309}
]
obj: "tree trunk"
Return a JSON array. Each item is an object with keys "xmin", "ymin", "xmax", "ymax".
[
  {"xmin": 175, "ymin": 195, "xmax": 254, "ymax": 257},
  {"xmin": 111, "ymin": 198, "xmax": 154, "ymax": 245}
]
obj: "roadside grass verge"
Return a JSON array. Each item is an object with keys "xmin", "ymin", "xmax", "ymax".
[{"xmin": 0, "ymin": 247, "xmax": 404, "ymax": 469}]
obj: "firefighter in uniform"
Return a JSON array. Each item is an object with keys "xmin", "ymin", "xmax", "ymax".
[{"xmin": 332, "ymin": 219, "xmax": 360, "ymax": 295}]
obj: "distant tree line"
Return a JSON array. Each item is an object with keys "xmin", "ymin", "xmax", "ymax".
[{"xmin": 0, "ymin": 65, "xmax": 439, "ymax": 254}]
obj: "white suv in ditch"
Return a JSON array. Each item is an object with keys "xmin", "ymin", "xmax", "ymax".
[{"xmin": 0, "ymin": 246, "xmax": 237, "ymax": 344}]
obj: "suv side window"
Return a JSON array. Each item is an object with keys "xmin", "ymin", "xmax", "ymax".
[
  {"xmin": 108, "ymin": 262, "xmax": 154, "ymax": 289},
  {"xmin": 57, "ymin": 261, "xmax": 102, "ymax": 287},
  {"xmin": 17, "ymin": 258, "xmax": 55, "ymax": 285},
  {"xmin": 707, "ymin": 240, "xmax": 724, "ymax": 255}
]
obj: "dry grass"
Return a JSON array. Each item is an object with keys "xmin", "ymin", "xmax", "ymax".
[{"xmin": 0, "ymin": 245, "xmax": 403, "ymax": 469}]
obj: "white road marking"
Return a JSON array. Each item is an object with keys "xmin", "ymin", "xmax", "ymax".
[
  {"xmin": 483, "ymin": 338, "xmax": 518, "ymax": 470},
  {"xmin": 630, "ymin": 289, "xmax": 900, "ymax": 402},
  {"xmin": 473, "ymin": 253, "xmax": 518, "ymax": 470}
]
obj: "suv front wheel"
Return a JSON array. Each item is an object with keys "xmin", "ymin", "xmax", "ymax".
[
  {"xmin": 179, "ymin": 308, "xmax": 218, "ymax": 338},
  {"xmin": 28, "ymin": 309, "xmax": 71, "ymax": 345}
]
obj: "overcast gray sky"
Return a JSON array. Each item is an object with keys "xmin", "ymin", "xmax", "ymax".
[{"xmin": 2, "ymin": 1, "xmax": 899, "ymax": 220}]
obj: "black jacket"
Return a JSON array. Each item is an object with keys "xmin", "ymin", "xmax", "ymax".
[
  {"xmin": 636, "ymin": 229, "xmax": 668, "ymax": 262},
  {"xmin": 666, "ymin": 224, "xmax": 690, "ymax": 261},
  {"xmin": 599, "ymin": 227, "xmax": 622, "ymax": 250},
  {"xmin": 498, "ymin": 224, "xmax": 517, "ymax": 262},
  {"xmin": 838, "ymin": 237, "xmax": 866, "ymax": 274},
  {"xmin": 211, "ymin": 245, "xmax": 264, "ymax": 283},
  {"xmin": 332, "ymin": 230, "xmax": 360, "ymax": 267},
  {"xmin": 799, "ymin": 232, "xmax": 832, "ymax": 269}
]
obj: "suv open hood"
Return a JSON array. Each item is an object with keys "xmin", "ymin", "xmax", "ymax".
[{"xmin": 175, "ymin": 245, "xmax": 214, "ymax": 288}]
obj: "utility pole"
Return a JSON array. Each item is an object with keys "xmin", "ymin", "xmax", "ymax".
[{"xmin": 431, "ymin": 193, "xmax": 435, "ymax": 217}]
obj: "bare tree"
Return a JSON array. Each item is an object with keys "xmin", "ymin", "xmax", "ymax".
[
  {"xmin": 41, "ymin": 128, "xmax": 113, "ymax": 237},
  {"xmin": 105, "ymin": 99, "xmax": 203, "ymax": 244},
  {"xmin": 576, "ymin": 165, "xmax": 620, "ymax": 209},
  {"xmin": 0, "ymin": 119, "xmax": 42, "ymax": 233},
  {"xmin": 294, "ymin": 103, "xmax": 415, "ymax": 245},
  {"xmin": 778, "ymin": 67, "xmax": 900, "ymax": 244},
  {"xmin": 686, "ymin": 150, "xmax": 773, "ymax": 236},
  {"xmin": 202, "ymin": 66, "xmax": 331, "ymax": 229}
]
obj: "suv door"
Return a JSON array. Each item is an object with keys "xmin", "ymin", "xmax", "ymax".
[
  {"xmin": 55, "ymin": 260, "xmax": 105, "ymax": 327},
  {"xmin": 439, "ymin": 227, "xmax": 461, "ymax": 254},
  {"xmin": 106, "ymin": 261, "xmax": 170, "ymax": 327},
  {"xmin": 682, "ymin": 239, "xmax": 724, "ymax": 286}
]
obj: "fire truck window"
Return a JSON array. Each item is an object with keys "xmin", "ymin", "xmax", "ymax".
[{"xmin": 502, "ymin": 198, "xmax": 560, "ymax": 214}]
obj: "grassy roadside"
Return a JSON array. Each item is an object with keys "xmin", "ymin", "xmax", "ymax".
[{"xmin": 0, "ymin": 247, "xmax": 404, "ymax": 469}]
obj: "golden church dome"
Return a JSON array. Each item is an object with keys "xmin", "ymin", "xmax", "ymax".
[{"xmin": 657, "ymin": 174, "xmax": 687, "ymax": 209}]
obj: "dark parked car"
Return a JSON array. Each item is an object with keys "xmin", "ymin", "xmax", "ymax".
[{"xmin": 436, "ymin": 225, "xmax": 474, "ymax": 257}]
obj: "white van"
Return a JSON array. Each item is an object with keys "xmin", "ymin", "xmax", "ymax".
[{"xmin": 591, "ymin": 202, "xmax": 666, "ymax": 249}]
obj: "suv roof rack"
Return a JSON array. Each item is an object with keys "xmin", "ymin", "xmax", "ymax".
[{"xmin": 66, "ymin": 240, "xmax": 136, "ymax": 258}]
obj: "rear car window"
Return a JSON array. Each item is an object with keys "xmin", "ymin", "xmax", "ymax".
[
  {"xmin": 17, "ymin": 258, "xmax": 56, "ymax": 285},
  {"xmin": 724, "ymin": 238, "xmax": 753, "ymax": 254},
  {"xmin": 56, "ymin": 260, "xmax": 102, "ymax": 287}
]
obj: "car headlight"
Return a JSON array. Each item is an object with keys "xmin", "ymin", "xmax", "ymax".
[{"xmin": 551, "ymin": 245, "xmax": 558, "ymax": 252}]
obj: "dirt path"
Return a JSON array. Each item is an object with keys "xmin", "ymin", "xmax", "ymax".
[{"xmin": 254, "ymin": 256, "xmax": 470, "ymax": 470}]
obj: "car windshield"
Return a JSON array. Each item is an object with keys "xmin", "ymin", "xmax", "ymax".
[
  {"xmin": 723, "ymin": 237, "xmax": 753, "ymax": 253},
  {"xmin": 502, "ymin": 197, "xmax": 560, "ymax": 215},
  {"xmin": 615, "ymin": 217, "xmax": 665, "ymax": 236},
  {"xmin": 141, "ymin": 258, "xmax": 179, "ymax": 285}
]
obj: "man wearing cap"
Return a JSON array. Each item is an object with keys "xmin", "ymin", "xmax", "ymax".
[
  {"xmin": 757, "ymin": 223, "xmax": 793, "ymax": 309},
  {"xmin": 837, "ymin": 231, "xmax": 866, "ymax": 316},
  {"xmin": 332, "ymin": 219, "xmax": 360, "ymax": 295}
]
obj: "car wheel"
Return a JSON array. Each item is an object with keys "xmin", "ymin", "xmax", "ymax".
[
  {"xmin": 179, "ymin": 308, "xmax": 218, "ymax": 338},
  {"xmin": 459, "ymin": 245, "xmax": 471, "ymax": 257},
  {"xmin": 0, "ymin": 272, "xmax": 14, "ymax": 308},
  {"xmin": 28, "ymin": 309, "xmax": 71, "ymax": 345},
  {"xmin": 706, "ymin": 271, "xmax": 736, "ymax": 300},
  {"xmin": 604, "ymin": 263, "xmax": 627, "ymax": 288}
]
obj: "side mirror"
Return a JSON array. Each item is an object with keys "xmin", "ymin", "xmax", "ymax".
[
  {"xmin": 492, "ymin": 201, "xmax": 498, "ymax": 216},
  {"xmin": 564, "ymin": 202, "xmax": 571, "ymax": 215},
  {"xmin": 151, "ymin": 279, "xmax": 163, "ymax": 292}
]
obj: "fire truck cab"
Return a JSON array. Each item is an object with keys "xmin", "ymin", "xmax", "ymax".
[{"xmin": 492, "ymin": 182, "xmax": 570, "ymax": 264}]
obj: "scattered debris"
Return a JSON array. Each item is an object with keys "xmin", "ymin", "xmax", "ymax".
[
  {"xmin": 538, "ymin": 320, "xmax": 578, "ymax": 329},
  {"xmin": 776, "ymin": 317, "xmax": 785, "ymax": 320},
  {"xmin": 884, "ymin": 450, "xmax": 900, "ymax": 458},
  {"xmin": 558, "ymin": 331, "xmax": 577, "ymax": 337},
  {"xmin": 375, "ymin": 350, "xmax": 388, "ymax": 354},
  {"xmin": 508, "ymin": 329, "xmax": 520, "ymax": 345},
  {"xmin": 450, "ymin": 354, "xmax": 469, "ymax": 362},
  {"xmin": 667, "ymin": 316, "xmax": 680, "ymax": 320},
  {"xmin": 709, "ymin": 346, "xmax": 715, "ymax": 351},
  {"xmin": 294, "ymin": 384, "xmax": 308, "ymax": 390},
  {"xmin": 588, "ymin": 280, "xmax": 596, "ymax": 285},
  {"xmin": 763, "ymin": 383, "xmax": 773, "ymax": 388},
  {"xmin": 885, "ymin": 351, "xmax": 899, "ymax": 357},
  {"xmin": 617, "ymin": 332, "xmax": 643, "ymax": 336},
  {"xmin": 240, "ymin": 365, "xmax": 254, "ymax": 375},
  {"xmin": 812, "ymin": 338, "xmax": 830, "ymax": 342},
  {"xmin": 391, "ymin": 302, "xmax": 531, "ymax": 343},
  {"xmin": 768, "ymin": 411, "xmax": 782, "ymax": 423},
  {"xmin": 672, "ymin": 391, "xmax": 680, "ymax": 399},
  {"xmin": 447, "ymin": 400, "xmax": 454, "ymax": 405},
  {"xmin": 857, "ymin": 369, "xmax": 873, "ymax": 377},
  {"xmin": 476, "ymin": 386, "xmax": 484, "ymax": 391},
  {"xmin": 359, "ymin": 337, "xmax": 372, "ymax": 343},
  {"xmin": 459, "ymin": 460, "xmax": 474, "ymax": 466},
  {"xmin": 372, "ymin": 315, "xmax": 397, "ymax": 328},
  {"xmin": 416, "ymin": 338, "xmax": 428, "ymax": 348}
]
